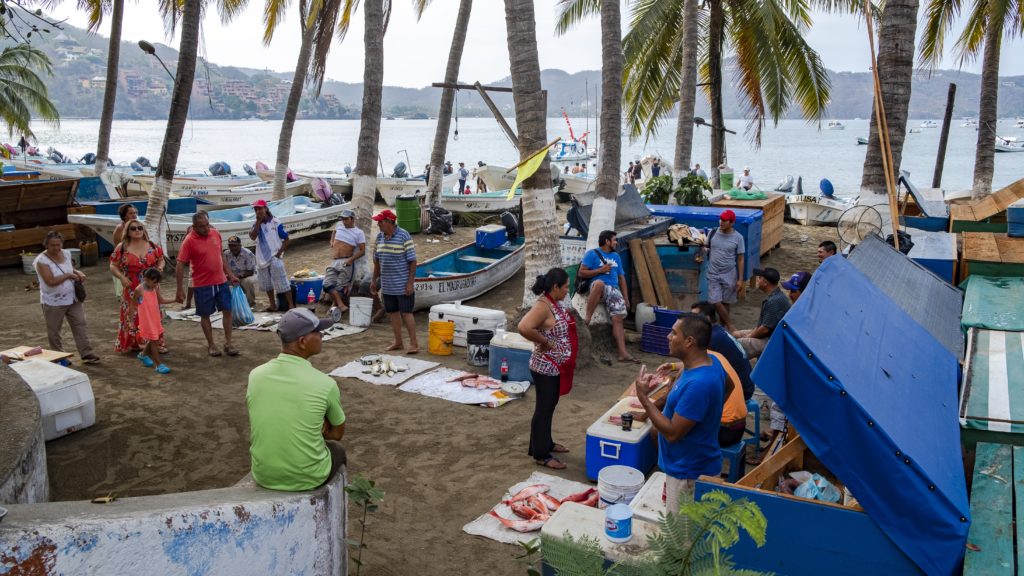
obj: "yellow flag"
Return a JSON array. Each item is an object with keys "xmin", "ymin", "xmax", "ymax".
[{"xmin": 506, "ymin": 145, "xmax": 551, "ymax": 201}]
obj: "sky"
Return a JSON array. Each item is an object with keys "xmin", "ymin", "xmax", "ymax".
[{"xmin": 46, "ymin": 1, "xmax": 1024, "ymax": 88}]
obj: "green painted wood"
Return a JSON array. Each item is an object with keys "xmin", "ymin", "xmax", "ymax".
[
  {"xmin": 963, "ymin": 428, "xmax": 1024, "ymax": 452},
  {"xmin": 964, "ymin": 442, "xmax": 1014, "ymax": 574},
  {"xmin": 953, "ymin": 220, "xmax": 1009, "ymax": 233},
  {"xmin": 1015, "ymin": 447, "xmax": 1024, "ymax": 575},
  {"xmin": 967, "ymin": 263, "xmax": 1024, "ymax": 278}
]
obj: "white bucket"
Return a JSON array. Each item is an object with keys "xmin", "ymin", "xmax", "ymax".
[
  {"xmin": 635, "ymin": 303, "xmax": 656, "ymax": 332},
  {"xmin": 597, "ymin": 465, "xmax": 645, "ymax": 509},
  {"xmin": 21, "ymin": 253, "xmax": 37, "ymax": 276},
  {"xmin": 67, "ymin": 248, "xmax": 82, "ymax": 268},
  {"xmin": 349, "ymin": 297, "xmax": 373, "ymax": 327},
  {"xmin": 604, "ymin": 503, "xmax": 633, "ymax": 543}
]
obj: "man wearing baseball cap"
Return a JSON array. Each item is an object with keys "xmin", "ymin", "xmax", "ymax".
[
  {"xmin": 781, "ymin": 271, "xmax": 812, "ymax": 304},
  {"xmin": 249, "ymin": 199, "xmax": 293, "ymax": 312},
  {"xmin": 371, "ymin": 209, "xmax": 419, "ymax": 353},
  {"xmin": 732, "ymin": 267, "xmax": 790, "ymax": 360},
  {"xmin": 223, "ymin": 235, "xmax": 258, "ymax": 307},
  {"xmin": 738, "ymin": 166, "xmax": 754, "ymax": 191},
  {"xmin": 324, "ymin": 209, "xmax": 366, "ymax": 313},
  {"xmin": 247, "ymin": 308, "xmax": 345, "ymax": 491},
  {"xmin": 703, "ymin": 209, "xmax": 746, "ymax": 332}
]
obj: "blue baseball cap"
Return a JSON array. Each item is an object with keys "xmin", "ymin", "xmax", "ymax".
[{"xmin": 782, "ymin": 271, "xmax": 812, "ymax": 292}]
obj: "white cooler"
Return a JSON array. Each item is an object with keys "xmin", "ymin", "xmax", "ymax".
[
  {"xmin": 428, "ymin": 303, "xmax": 506, "ymax": 347},
  {"xmin": 11, "ymin": 360, "xmax": 96, "ymax": 441}
]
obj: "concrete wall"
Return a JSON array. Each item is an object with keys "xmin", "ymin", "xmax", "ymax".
[{"xmin": 0, "ymin": 366, "xmax": 49, "ymax": 505}]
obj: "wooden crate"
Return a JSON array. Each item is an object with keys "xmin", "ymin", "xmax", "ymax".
[
  {"xmin": 961, "ymin": 232, "xmax": 1024, "ymax": 281},
  {"xmin": 0, "ymin": 224, "xmax": 77, "ymax": 267},
  {"xmin": 951, "ymin": 177, "xmax": 1024, "ymax": 233},
  {"xmin": 713, "ymin": 192, "xmax": 785, "ymax": 255}
]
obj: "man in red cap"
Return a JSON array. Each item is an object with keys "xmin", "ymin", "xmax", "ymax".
[
  {"xmin": 249, "ymin": 199, "xmax": 293, "ymax": 312},
  {"xmin": 371, "ymin": 209, "xmax": 419, "ymax": 353},
  {"xmin": 702, "ymin": 209, "xmax": 745, "ymax": 332}
]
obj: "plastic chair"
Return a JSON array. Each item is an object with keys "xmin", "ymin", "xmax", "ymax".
[{"xmin": 722, "ymin": 399, "xmax": 764, "ymax": 483}]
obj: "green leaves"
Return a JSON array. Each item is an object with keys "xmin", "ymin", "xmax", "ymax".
[
  {"xmin": 345, "ymin": 473, "xmax": 384, "ymax": 576},
  {"xmin": 0, "ymin": 43, "xmax": 60, "ymax": 138}
]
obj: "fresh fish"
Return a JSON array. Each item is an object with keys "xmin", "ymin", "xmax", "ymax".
[
  {"xmin": 580, "ymin": 491, "xmax": 599, "ymax": 507},
  {"xmin": 504, "ymin": 484, "xmax": 550, "ymax": 504},
  {"xmin": 510, "ymin": 500, "xmax": 543, "ymax": 520},
  {"xmin": 526, "ymin": 495, "xmax": 549, "ymax": 517},
  {"xmin": 536, "ymin": 492, "xmax": 561, "ymax": 511},
  {"xmin": 488, "ymin": 510, "xmax": 548, "ymax": 533},
  {"xmin": 447, "ymin": 372, "xmax": 478, "ymax": 383},
  {"xmin": 560, "ymin": 487, "xmax": 597, "ymax": 504}
]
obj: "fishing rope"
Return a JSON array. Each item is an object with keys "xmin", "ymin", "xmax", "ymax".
[{"xmin": 453, "ymin": 89, "xmax": 459, "ymax": 141}]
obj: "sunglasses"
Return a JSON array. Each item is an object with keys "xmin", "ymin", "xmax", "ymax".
[{"xmin": 128, "ymin": 226, "xmax": 145, "ymax": 231}]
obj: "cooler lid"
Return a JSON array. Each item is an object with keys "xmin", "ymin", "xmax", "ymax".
[
  {"xmin": 476, "ymin": 224, "xmax": 506, "ymax": 233},
  {"xmin": 10, "ymin": 360, "xmax": 90, "ymax": 396},
  {"xmin": 429, "ymin": 303, "xmax": 507, "ymax": 322},
  {"xmin": 489, "ymin": 331, "xmax": 534, "ymax": 351},
  {"xmin": 586, "ymin": 397, "xmax": 653, "ymax": 442}
]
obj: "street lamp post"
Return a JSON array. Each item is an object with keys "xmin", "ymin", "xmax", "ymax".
[{"xmin": 138, "ymin": 40, "xmax": 175, "ymax": 81}]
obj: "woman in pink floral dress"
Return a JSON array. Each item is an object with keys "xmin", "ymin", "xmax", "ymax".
[{"xmin": 109, "ymin": 220, "xmax": 166, "ymax": 352}]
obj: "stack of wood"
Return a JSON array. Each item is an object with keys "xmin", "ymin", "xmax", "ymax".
[{"xmin": 629, "ymin": 238, "xmax": 673, "ymax": 308}]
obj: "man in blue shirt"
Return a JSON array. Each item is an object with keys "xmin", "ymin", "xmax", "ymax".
[
  {"xmin": 578, "ymin": 230, "xmax": 635, "ymax": 363},
  {"xmin": 635, "ymin": 313, "xmax": 730, "ymax": 515},
  {"xmin": 370, "ymin": 209, "xmax": 419, "ymax": 354}
]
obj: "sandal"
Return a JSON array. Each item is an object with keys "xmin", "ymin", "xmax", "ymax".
[
  {"xmin": 208, "ymin": 347, "xmax": 223, "ymax": 357},
  {"xmin": 552, "ymin": 444, "xmax": 570, "ymax": 454},
  {"xmin": 158, "ymin": 346, "xmax": 169, "ymax": 355},
  {"xmin": 137, "ymin": 353, "xmax": 155, "ymax": 368},
  {"xmin": 745, "ymin": 453, "xmax": 765, "ymax": 466},
  {"xmin": 82, "ymin": 354, "xmax": 101, "ymax": 365},
  {"xmin": 223, "ymin": 343, "xmax": 240, "ymax": 357},
  {"xmin": 619, "ymin": 356, "xmax": 641, "ymax": 364},
  {"xmin": 536, "ymin": 457, "xmax": 567, "ymax": 470}
]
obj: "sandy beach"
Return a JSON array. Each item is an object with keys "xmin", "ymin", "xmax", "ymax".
[{"xmin": 2, "ymin": 218, "xmax": 836, "ymax": 576}]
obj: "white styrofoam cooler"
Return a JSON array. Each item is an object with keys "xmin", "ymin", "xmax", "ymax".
[
  {"xmin": 10, "ymin": 360, "xmax": 96, "ymax": 441},
  {"xmin": 428, "ymin": 303, "xmax": 506, "ymax": 347}
]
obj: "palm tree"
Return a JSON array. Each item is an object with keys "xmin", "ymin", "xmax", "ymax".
[
  {"xmin": 0, "ymin": 44, "xmax": 60, "ymax": 140},
  {"xmin": 424, "ymin": 0, "xmax": 472, "ymax": 207},
  {"xmin": 919, "ymin": 0, "xmax": 1021, "ymax": 198},
  {"xmin": 82, "ymin": 0, "xmax": 124, "ymax": 178},
  {"xmin": 504, "ymin": 0, "xmax": 559, "ymax": 306}
]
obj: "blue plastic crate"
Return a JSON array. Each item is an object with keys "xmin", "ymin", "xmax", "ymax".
[
  {"xmin": 641, "ymin": 323, "xmax": 672, "ymax": 356},
  {"xmin": 653, "ymin": 306, "xmax": 683, "ymax": 327}
]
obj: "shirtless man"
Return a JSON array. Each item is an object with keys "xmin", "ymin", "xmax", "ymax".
[{"xmin": 323, "ymin": 209, "xmax": 366, "ymax": 313}]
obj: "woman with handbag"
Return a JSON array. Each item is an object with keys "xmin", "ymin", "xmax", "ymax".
[
  {"xmin": 34, "ymin": 230, "xmax": 100, "ymax": 364},
  {"xmin": 518, "ymin": 268, "xmax": 578, "ymax": 470},
  {"xmin": 109, "ymin": 220, "xmax": 166, "ymax": 353}
]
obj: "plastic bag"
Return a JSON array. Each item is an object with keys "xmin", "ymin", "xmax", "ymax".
[
  {"xmin": 425, "ymin": 206, "xmax": 454, "ymax": 235},
  {"xmin": 793, "ymin": 473, "xmax": 841, "ymax": 503},
  {"xmin": 230, "ymin": 285, "xmax": 255, "ymax": 327}
]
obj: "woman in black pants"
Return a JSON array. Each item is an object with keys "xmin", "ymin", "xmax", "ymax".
[{"xmin": 518, "ymin": 268, "xmax": 578, "ymax": 470}]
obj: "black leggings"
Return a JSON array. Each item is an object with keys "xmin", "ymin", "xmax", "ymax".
[{"xmin": 529, "ymin": 371, "xmax": 561, "ymax": 460}]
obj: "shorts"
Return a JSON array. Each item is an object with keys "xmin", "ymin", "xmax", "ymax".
[
  {"xmin": 194, "ymin": 282, "xmax": 232, "ymax": 317},
  {"xmin": 382, "ymin": 293, "xmax": 415, "ymax": 314},
  {"xmin": 662, "ymin": 476, "xmax": 696, "ymax": 516},
  {"xmin": 707, "ymin": 270, "xmax": 738, "ymax": 304},
  {"xmin": 602, "ymin": 285, "xmax": 627, "ymax": 317},
  {"xmin": 257, "ymin": 258, "xmax": 290, "ymax": 294},
  {"xmin": 323, "ymin": 259, "xmax": 354, "ymax": 293},
  {"xmin": 770, "ymin": 401, "xmax": 787, "ymax": 432}
]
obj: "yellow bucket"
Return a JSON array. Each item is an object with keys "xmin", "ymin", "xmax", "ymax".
[{"xmin": 428, "ymin": 320, "xmax": 455, "ymax": 356}]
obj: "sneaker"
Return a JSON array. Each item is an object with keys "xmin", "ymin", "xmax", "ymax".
[
  {"xmin": 155, "ymin": 364, "xmax": 171, "ymax": 374},
  {"xmin": 137, "ymin": 353, "xmax": 154, "ymax": 368}
]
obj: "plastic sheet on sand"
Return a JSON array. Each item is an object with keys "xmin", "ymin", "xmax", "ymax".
[
  {"xmin": 462, "ymin": 472, "xmax": 593, "ymax": 545},
  {"xmin": 165, "ymin": 309, "xmax": 366, "ymax": 341},
  {"xmin": 398, "ymin": 367, "xmax": 530, "ymax": 407},
  {"xmin": 329, "ymin": 354, "xmax": 438, "ymax": 386}
]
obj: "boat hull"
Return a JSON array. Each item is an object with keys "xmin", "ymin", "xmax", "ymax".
[
  {"xmin": 172, "ymin": 179, "xmax": 311, "ymax": 207},
  {"xmin": 786, "ymin": 195, "xmax": 855, "ymax": 226},
  {"xmin": 413, "ymin": 239, "xmax": 525, "ymax": 310},
  {"xmin": 133, "ymin": 173, "xmax": 263, "ymax": 193},
  {"xmin": 376, "ymin": 173, "xmax": 457, "ymax": 205}
]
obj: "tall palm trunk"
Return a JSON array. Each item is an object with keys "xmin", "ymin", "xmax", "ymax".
[
  {"xmin": 586, "ymin": 0, "xmax": 622, "ymax": 252},
  {"xmin": 93, "ymin": 0, "xmax": 123, "ymax": 178},
  {"xmin": 504, "ymin": 0, "xmax": 557, "ymax": 306},
  {"xmin": 426, "ymin": 0, "xmax": 472, "ymax": 206},
  {"xmin": 708, "ymin": 0, "xmax": 725, "ymax": 188},
  {"xmin": 145, "ymin": 0, "xmax": 201, "ymax": 244},
  {"xmin": 672, "ymin": 0, "xmax": 699, "ymax": 183},
  {"xmin": 351, "ymin": 0, "xmax": 384, "ymax": 286},
  {"xmin": 972, "ymin": 20, "xmax": 1001, "ymax": 199},
  {"xmin": 860, "ymin": 0, "xmax": 919, "ymax": 196},
  {"xmin": 273, "ymin": 19, "xmax": 314, "ymax": 201}
]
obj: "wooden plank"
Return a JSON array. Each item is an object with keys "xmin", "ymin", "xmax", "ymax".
[
  {"xmin": 737, "ymin": 435, "xmax": 807, "ymax": 489},
  {"xmin": 628, "ymin": 238, "xmax": 658, "ymax": 306},
  {"xmin": 963, "ymin": 442, "xmax": 1014, "ymax": 575},
  {"xmin": 642, "ymin": 238, "xmax": 673, "ymax": 306},
  {"xmin": 994, "ymin": 234, "xmax": 1024, "ymax": 265},
  {"xmin": 964, "ymin": 232, "xmax": 1002, "ymax": 263}
]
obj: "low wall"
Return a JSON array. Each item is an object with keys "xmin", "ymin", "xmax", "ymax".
[
  {"xmin": 0, "ymin": 365, "xmax": 48, "ymax": 505},
  {"xmin": 0, "ymin": 464, "xmax": 347, "ymax": 575}
]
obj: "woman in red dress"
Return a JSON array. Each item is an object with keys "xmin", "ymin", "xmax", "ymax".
[{"xmin": 109, "ymin": 220, "xmax": 166, "ymax": 352}]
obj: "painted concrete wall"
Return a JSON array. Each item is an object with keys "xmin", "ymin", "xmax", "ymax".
[
  {"xmin": 0, "ymin": 366, "xmax": 49, "ymax": 505},
  {"xmin": 0, "ymin": 468, "xmax": 347, "ymax": 575}
]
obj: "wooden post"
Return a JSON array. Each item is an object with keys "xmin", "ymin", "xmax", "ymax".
[
  {"xmin": 933, "ymin": 83, "xmax": 957, "ymax": 189},
  {"xmin": 474, "ymin": 82, "xmax": 519, "ymax": 147}
]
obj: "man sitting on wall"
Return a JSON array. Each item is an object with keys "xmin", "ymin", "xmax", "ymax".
[
  {"xmin": 577, "ymin": 230, "xmax": 636, "ymax": 363},
  {"xmin": 732, "ymin": 267, "xmax": 790, "ymax": 361}
]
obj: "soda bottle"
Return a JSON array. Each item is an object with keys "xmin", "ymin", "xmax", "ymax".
[
  {"xmin": 307, "ymin": 288, "xmax": 316, "ymax": 308},
  {"xmin": 500, "ymin": 358, "xmax": 509, "ymax": 382}
]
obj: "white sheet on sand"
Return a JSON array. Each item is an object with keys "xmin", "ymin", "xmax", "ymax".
[
  {"xmin": 398, "ymin": 367, "xmax": 530, "ymax": 408},
  {"xmin": 165, "ymin": 309, "xmax": 366, "ymax": 341},
  {"xmin": 329, "ymin": 354, "xmax": 439, "ymax": 386},
  {"xmin": 462, "ymin": 472, "xmax": 594, "ymax": 545}
]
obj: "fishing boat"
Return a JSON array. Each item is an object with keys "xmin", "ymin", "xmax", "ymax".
[
  {"xmin": 908, "ymin": 128, "xmax": 922, "ymax": 134},
  {"xmin": 786, "ymin": 193, "xmax": 858, "ymax": 226},
  {"xmin": 549, "ymin": 139, "xmax": 593, "ymax": 163},
  {"xmin": 995, "ymin": 136, "xmax": 1024, "ymax": 153},
  {"xmin": 961, "ymin": 118, "xmax": 978, "ymax": 128},
  {"xmin": 376, "ymin": 172, "xmax": 458, "ymax": 206},
  {"xmin": 132, "ymin": 172, "xmax": 263, "ymax": 193},
  {"xmin": 1015, "ymin": 118, "xmax": 1024, "ymax": 129},
  {"xmin": 254, "ymin": 163, "xmax": 353, "ymax": 198},
  {"xmin": 478, "ymin": 163, "xmax": 584, "ymax": 201},
  {"xmin": 413, "ymin": 237, "xmax": 525, "ymax": 310},
  {"xmin": 920, "ymin": 120, "xmax": 939, "ymax": 129},
  {"xmin": 827, "ymin": 120, "xmax": 845, "ymax": 130},
  {"xmin": 172, "ymin": 179, "xmax": 312, "ymax": 207},
  {"xmin": 856, "ymin": 137, "xmax": 869, "ymax": 145},
  {"xmin": 68, "ymin": 196, "xmax": 346, "ymax": 256},
  {"xmin": 439, "ymin": 188, "xmax": 534, "ymax": 213}
]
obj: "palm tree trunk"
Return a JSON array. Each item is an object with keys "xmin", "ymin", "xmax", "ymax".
[
  {"xmin": 145, "ymin": 0, "xmax": 201, "ymax": 245},
  {"xmin": 351, "ymin": 0, "xmax": 384, "ymax": 287},
  {"xmin": 273, "ymin": 21, "xmax": 314, "ymax": 201},
  {"xmin": 972, "ymin": 20, "xmax": 1001, "ymax": 199},
  {"xmin": 504, "ymin": 0, "xmax": 558, "ymax": 306},
  {"xmin": 860, "ymin": 0, "xmax": 918, "ymax": 195},
  {"xmin": 708, "ymin": 0, "xmax": 725, "ymax": 188},
  {"xmin": 586, "ymin": 0, "xmax": 623, "ymax": 252},
  {"xmin": 673, "ymin": 0, "xmax": 699, "ymax": 183},
  {"xmin": 426, "ymin": 0, "xmax": 472, "ymax": 206},
  {"xmin": 93, "ymin": 0, "xmax": 123, "ymax": 179}
]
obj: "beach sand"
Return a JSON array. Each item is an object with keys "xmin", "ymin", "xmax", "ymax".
[{"xmin": 1, "ymin": 218, "xmax": 836, "ymax": 576}]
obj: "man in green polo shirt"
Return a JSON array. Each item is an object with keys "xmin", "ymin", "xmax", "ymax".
[{"xmin": 247, "ymin": 308, "xmax": 346, "ymax": 491}]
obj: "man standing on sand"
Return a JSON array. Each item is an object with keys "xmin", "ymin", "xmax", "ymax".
[
  {"xmin": 247, "ymin": 308, "xmax": 346, "ymax": 491},
  {"xmin": 176, "ymin": 211, "xmax": 239, "ymax": 357},
  {"xmin": 457, "ymin": 162, "xmax": 469, "ymax": 194},
  {"xmin": 323, "ymin": 209, "xmax": 366, "ymax": 313},
  {"xmin": 250, "ymin": 199, "xmax": 293, "ymax": 312},
  {"xmin": 578, "ymin": 230, "xmax": 636, "ymax": 363},
  {"xmin": 371, "ymin": 209, "xmax": 419, "ymax": 354},
  {"xmin": 703, "ymin": 210, "xmax": 745, "ymax": 332},
  {"xmin": 224, "ymin": 235, "xmax": 257, "ymax": 307}
]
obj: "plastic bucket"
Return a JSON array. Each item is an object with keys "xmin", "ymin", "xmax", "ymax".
[
  {"xmin": 292, "ymin": 276, "xmax": 324, "ymax": 304},
  {"xmin": 604, "ymin": 503, "xmax": 633, "ymax": 543},
  {"xmin": 21, "ymin": 253, "xmax": 36, "ymax": 276},
  {"xmin": 635, "ymin": 303, "xmax": 656, "ymax": 332},
  {"xmin": 395, "ymin": 194, "xmax": 421, "ymax": 234},
  {"xmin": 466, "ymin": 329, "xmax": 494, "ymax": 366},
  {"xmin": 597, "ymin": 465, "xmax": 645, "ymax": 509},
  {"xmin": 349, "ymin": 297, "xmax": 373, "ymax": 327},
  {"xmin": 67, "ymin": 248, "xmax": 82, "ymax": 268},
  {"xmin": 428, "ymin": 320, "xmax": 455, "ymax": 355},
  {"xmin": 719, "ymin": 170, "xmax": 734, "ymax": 191},
  {"xmin": 653, "ymin": 306, "xmax": 683, "ymax": 328}
]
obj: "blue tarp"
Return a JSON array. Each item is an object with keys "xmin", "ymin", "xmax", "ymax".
[
  {"xmin": 647, "ymin": 205, "xmax": 762, "ymax": 278},
  {"xmin": 753, "ymin": 256, "xmax": 969, "ymax": 576}
]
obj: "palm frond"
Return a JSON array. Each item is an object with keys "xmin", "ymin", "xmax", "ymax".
[
  {"xmin": 337, "ymin": 0, "xmax": 361, "ymax": 41},
  {"xmin": 0, "ymin": 44, "xmax": 59, "ymax": 138},
  {"xmin": 309, "ymin": 0, "xmax": 344, "ymax": 93},
  {"xmin": 261, "ymin": 0, "xmax": 291, "ymax": 43},
  {"xmin": 622, "ymin": 0, "xmax": 689, "ymax": 140},
  {"xmin": 554, "ymin": 0, "xmax": 602, "ymax": 35},
  {"xmin": 953, "ymin": 0, "xmax": 991, "ymax": 62},
  {"xmin": 918, "ymin": 0, "xmax": 963, "ymax": 67},
  {"xmin": 412, "ymin": 0, "xmax": 431, "ymax": 21}
]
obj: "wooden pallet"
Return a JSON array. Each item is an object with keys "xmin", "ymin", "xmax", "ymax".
[
  {"xmin": 961, "ymin": 232, "xmax": 1024, "ymax": 281},
  {"xmin": 713, "ymin": 192, "xmax": 786, "ymax": 255},
  {"xmin": 0, "ymin": 223, "xmax": 77, "ymax": 267}
]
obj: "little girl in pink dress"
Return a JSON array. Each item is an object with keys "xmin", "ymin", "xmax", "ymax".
[{"xmin": 132, "ymin": 268, "xmax": 177, "ymax": 374}]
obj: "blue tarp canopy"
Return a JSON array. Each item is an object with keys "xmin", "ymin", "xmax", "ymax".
[{"xmin": 752, "ymin": 256, "xmax": 969, "ymax": 576}]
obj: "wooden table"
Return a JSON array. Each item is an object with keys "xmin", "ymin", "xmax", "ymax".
[
  {"xmin": 713, "ymin": 192, "xmax": 786, "ymax": 255},
  {"xmin": 960, "ymin": 328, "xmax": 1024, "ymax": 450},
  {"xmin": 0, "ymin": 346, "xmax": 73, "ymax": 364},
  {"xmin": 961, "ymin": 232, "xmax": 1024, "ymax": 281}
]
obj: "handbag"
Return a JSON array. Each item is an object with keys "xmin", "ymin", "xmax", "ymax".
[
  {"xmin": 574, "ymin": 249, "xmax": 607, "ymax": 295},
  {"xmin": 46, "ymin": 252, "xmax": 87, "ymax": 303}
]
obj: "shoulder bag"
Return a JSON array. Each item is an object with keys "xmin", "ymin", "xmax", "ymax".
[
  {"xmin": 574, "ymin": 249, "xmax": 608, "ymax": 295},
  {"xmin": 46, "ymin": 252, "xmax": 87, "ymax": 303}
]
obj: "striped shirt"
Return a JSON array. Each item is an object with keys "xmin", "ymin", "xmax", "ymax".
[{"xmin": 374, "ymin": 227, "xmax": 416, "ymax": 295}]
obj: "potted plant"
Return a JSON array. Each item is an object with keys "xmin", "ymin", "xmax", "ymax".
[{"xmin": 674, "ymin": 174, "xmax": 713, "ymax": 207}]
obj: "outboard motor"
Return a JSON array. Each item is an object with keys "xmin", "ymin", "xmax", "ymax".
[
  {"xmin": 80, "ymin": 152, "xmax": 97, "ymax": 165},
  {"xmin": 774, "ymin": 175, "xmax": 794, "ymax": 193},
  {"xmin": 49, "ymin": 149, "xmax": 66, "ymax": 164},
  {"xmin": 242, "ymin": 163, "xmax": 256, "ymax": 176},
  {"xmin": 135, "ymin": 156, "xmax": 152, "ymax": 168},
  {"xmin": 820, "ymin": 178, "xmax": 835, "ymax": 198},
  {"xmin": 391, "ymin": 162, "xmax": 408, "ymax": 179},
  {"xmin": 795, "ymin": 176, "xmax": 804, "ymax": 195},
  {"xmin": 208, "ymin": 161, "xmax": 232, "ymax": 176},
  {"xmin": 311, "ymin": 178, "xmax": 333, "ymax": 202},
  {"xmin": 500, "ymin": 211, "xmax": 520, "ymax": 242},
  {"xmin": 343, "ymin": 164, "xmax": 353, "ymax": 176}
]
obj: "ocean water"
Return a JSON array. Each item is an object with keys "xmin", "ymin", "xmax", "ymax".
[{"xmin": 23, "ymin": 117, "xmax": 1024, "ymax": 194}]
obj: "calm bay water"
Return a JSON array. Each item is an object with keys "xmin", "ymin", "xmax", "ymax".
[{"xmin": 27, "ymin": 117, "xmax": 1024, "ymax": 194}]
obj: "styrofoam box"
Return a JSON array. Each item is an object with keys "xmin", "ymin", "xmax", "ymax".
[
  {"xmin": 489, "ymin": 330, "xmax": 533, "ymax": 383},
  {"xmin": 586, "ymin": 397, "xmax": 658, "ymax": 481},
  {"xmin": 429, "ymin": 303, "xmax": 506, "ymax": 347},
  {"xmin": 10, "ymin": 360, "xmax": 96, "ymax": 441},
  {"xmin": 541, "ymin": 502, "xmax": 659, "ymax": 569},
  {"xmin": 629, "ymin": 472, "xmax": 667, "ymax": 524}
]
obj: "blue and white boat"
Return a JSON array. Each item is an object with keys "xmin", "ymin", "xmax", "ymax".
[
  {"xmin": 440, "ymin": 188, "xmax": 525, "ymax": 213},
  {"xmin": 549, "ymin": 139, "xmax": 594, "ymax": 163},
  {"xmin": 413, "ymin": 237, "xmax": 525, "ymax": 310}
]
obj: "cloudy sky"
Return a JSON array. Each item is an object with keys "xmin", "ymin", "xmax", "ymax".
[{"xmin": 48, "ymin": 1, "xmax": 1024, "ymax": 88}]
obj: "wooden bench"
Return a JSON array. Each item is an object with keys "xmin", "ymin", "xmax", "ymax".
[{"xmin": 963, "ymin": 442, "xmax": 1019, "ymax": 574}]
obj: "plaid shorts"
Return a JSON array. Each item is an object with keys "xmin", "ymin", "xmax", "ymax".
[
  {"xmin": 257, "ymin": 257, "xmax": 290, "ymax": 294},
  {"xmin": 602, "ymin": 285, "xmax": 627, "ymax": 317}
]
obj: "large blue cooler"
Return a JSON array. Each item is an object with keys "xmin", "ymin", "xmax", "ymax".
[
  {"xmin": 292, "ymin": 276, "xmax": 325, "ymax": 303},
  {"xmin": 489, "ymin": 330, "xmax": 534, "ymax": 383},
  {"xmin": 648, "ymin": 205, "xmax": 762, "ymax": 279},
  {"xmin": 586, "ymin": 397, "xmax": 659, "ymax": 481},
  {"xmin": 475, "ymin": 224, "xmax": 508, "ymax": 250}
]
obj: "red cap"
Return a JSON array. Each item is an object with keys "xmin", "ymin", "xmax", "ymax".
[
  {"xmin": 252, "ymin": 199, "xmax": 269, "ymax": 208},
  {"xmin": 372, "ymin": 209, "xmax": 397, "ymax": 222},
  {"xmin": 720, "ymin": 209, "xmax": 736, "ymax": 222}
]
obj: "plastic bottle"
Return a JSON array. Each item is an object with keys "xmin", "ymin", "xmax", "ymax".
[
  {"xmin": 307, "ymin": 288, "xmax": 316, "ymax": 308},
  {"xmin": 500, "ymin": 358, "xmax": 509, "ymax": 382}
]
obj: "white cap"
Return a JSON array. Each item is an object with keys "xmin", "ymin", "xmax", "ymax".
[{"xmin": 744, "ymin": 166, "xmax": 750, "ymax": 171}]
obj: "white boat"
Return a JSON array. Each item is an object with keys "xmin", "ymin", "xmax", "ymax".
[
  {"xmin": 961, "ymin": 118, "xmax": 978, "ymax": 128},
  {"xmin": 132, "ymin": 172, "xmax": 263, "ymax": 193},
  {"xmin": 909, "ymin": 128, "xmax": 922, "ymax": 134},
  {"xmin": 478, "ymin": 163, "xmax": 587, "ymax": 200},
  {"xmin": 172, "ymin": 179, "xmax": 312, "ymax": 207},
  {"xmin": 255, "ymin": 166, "xmax": 352, "ymax": 197},
  {"xmin": 827, "ymin": 120, "xmax": 845, "ymax": 130},
  {"xmin": 786, "ymin": 194, "xmax": 858, "ymax": 226},
  {"xmin": 856, "ymin": 137, "xmax": 869, "ymax": 145},
  {"xmin": 413, "ymin": 237, "xmax": 525, "ymax": 310},
  {"xmin": 1015, "ymin": 118, "xmax": 1024, "ymax": 129},
  {"xmin": 549, "ymin": 139, "xmax": 594, "ymax": 163},
  {"xmin": 995, "ymin": 136, "xmax": 1024, "ymax": 153},
  {"xmin": 68, "ymin": 196, "xmax": 346, "ymax": 256},
  {"xmin": 920, "ymin": 120, "xmax": 939, "ymax": 129},
  {"xmin": 376, "ymin": 172, "xmax": 458, "ymax": 206},
  {"xmin": 439, "ymin": 188, "xmax": 533, "ymax": 213}
]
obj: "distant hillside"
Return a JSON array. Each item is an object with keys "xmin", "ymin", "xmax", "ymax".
[{"xmin": 13, "ymin": 21, "xmax": 1024, "ymax": 121}]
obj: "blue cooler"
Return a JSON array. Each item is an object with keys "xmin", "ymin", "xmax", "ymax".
[
  {"xmin": 292, "ymin": 276, "xmax": 325, "ymax": 303},
  {"xmin": 475, "ymin": 224, "xmax": 508, "ymax": 250},
  {"xmin": 489, "ymin": 330, "xmax": 534, "ymax": 383},
  {"xmin": 586, "ymin": 397, "xmax": 659, "ymax": 481}
]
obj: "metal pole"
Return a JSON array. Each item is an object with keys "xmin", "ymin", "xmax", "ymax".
[{"xmin": 933, "ymin": 83, "xmax": 957, "ymax": 188}]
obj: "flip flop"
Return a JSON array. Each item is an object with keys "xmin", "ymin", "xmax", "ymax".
[
  {"xmin": 208, "ymin": 347, "xmax": 222, "ymax": 357},
  {"xmin": 137, "ymin": 353, "xmax": 154, "ymax": 368},
  {"xmin": 155, "ymin": 364, "xmax": 171, "ymax": 374},
  {"xmin": 552, "ymin": 444, "xmax": 570, "ymax": 454},
  {"xmin": 536, "ymin": 457, "xmax": 567, "ymax": 470},
  {"xmin": 223, "ymin": 343, "xmax": 240, "ymax": 357},
  {"xmin": 406, "ymin": 349, "xmax": 419, "ymax": 355},
  {"xmin": 81, "ymin": 355, "xmax": 101, "ymax": 365},
  {"xmin": 158, "ymin": 346, "xmax": 169, "ymax": 355},
  {"xmin": 620, "ymin": 356, "xmax": 641, "ymax": 364}
]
